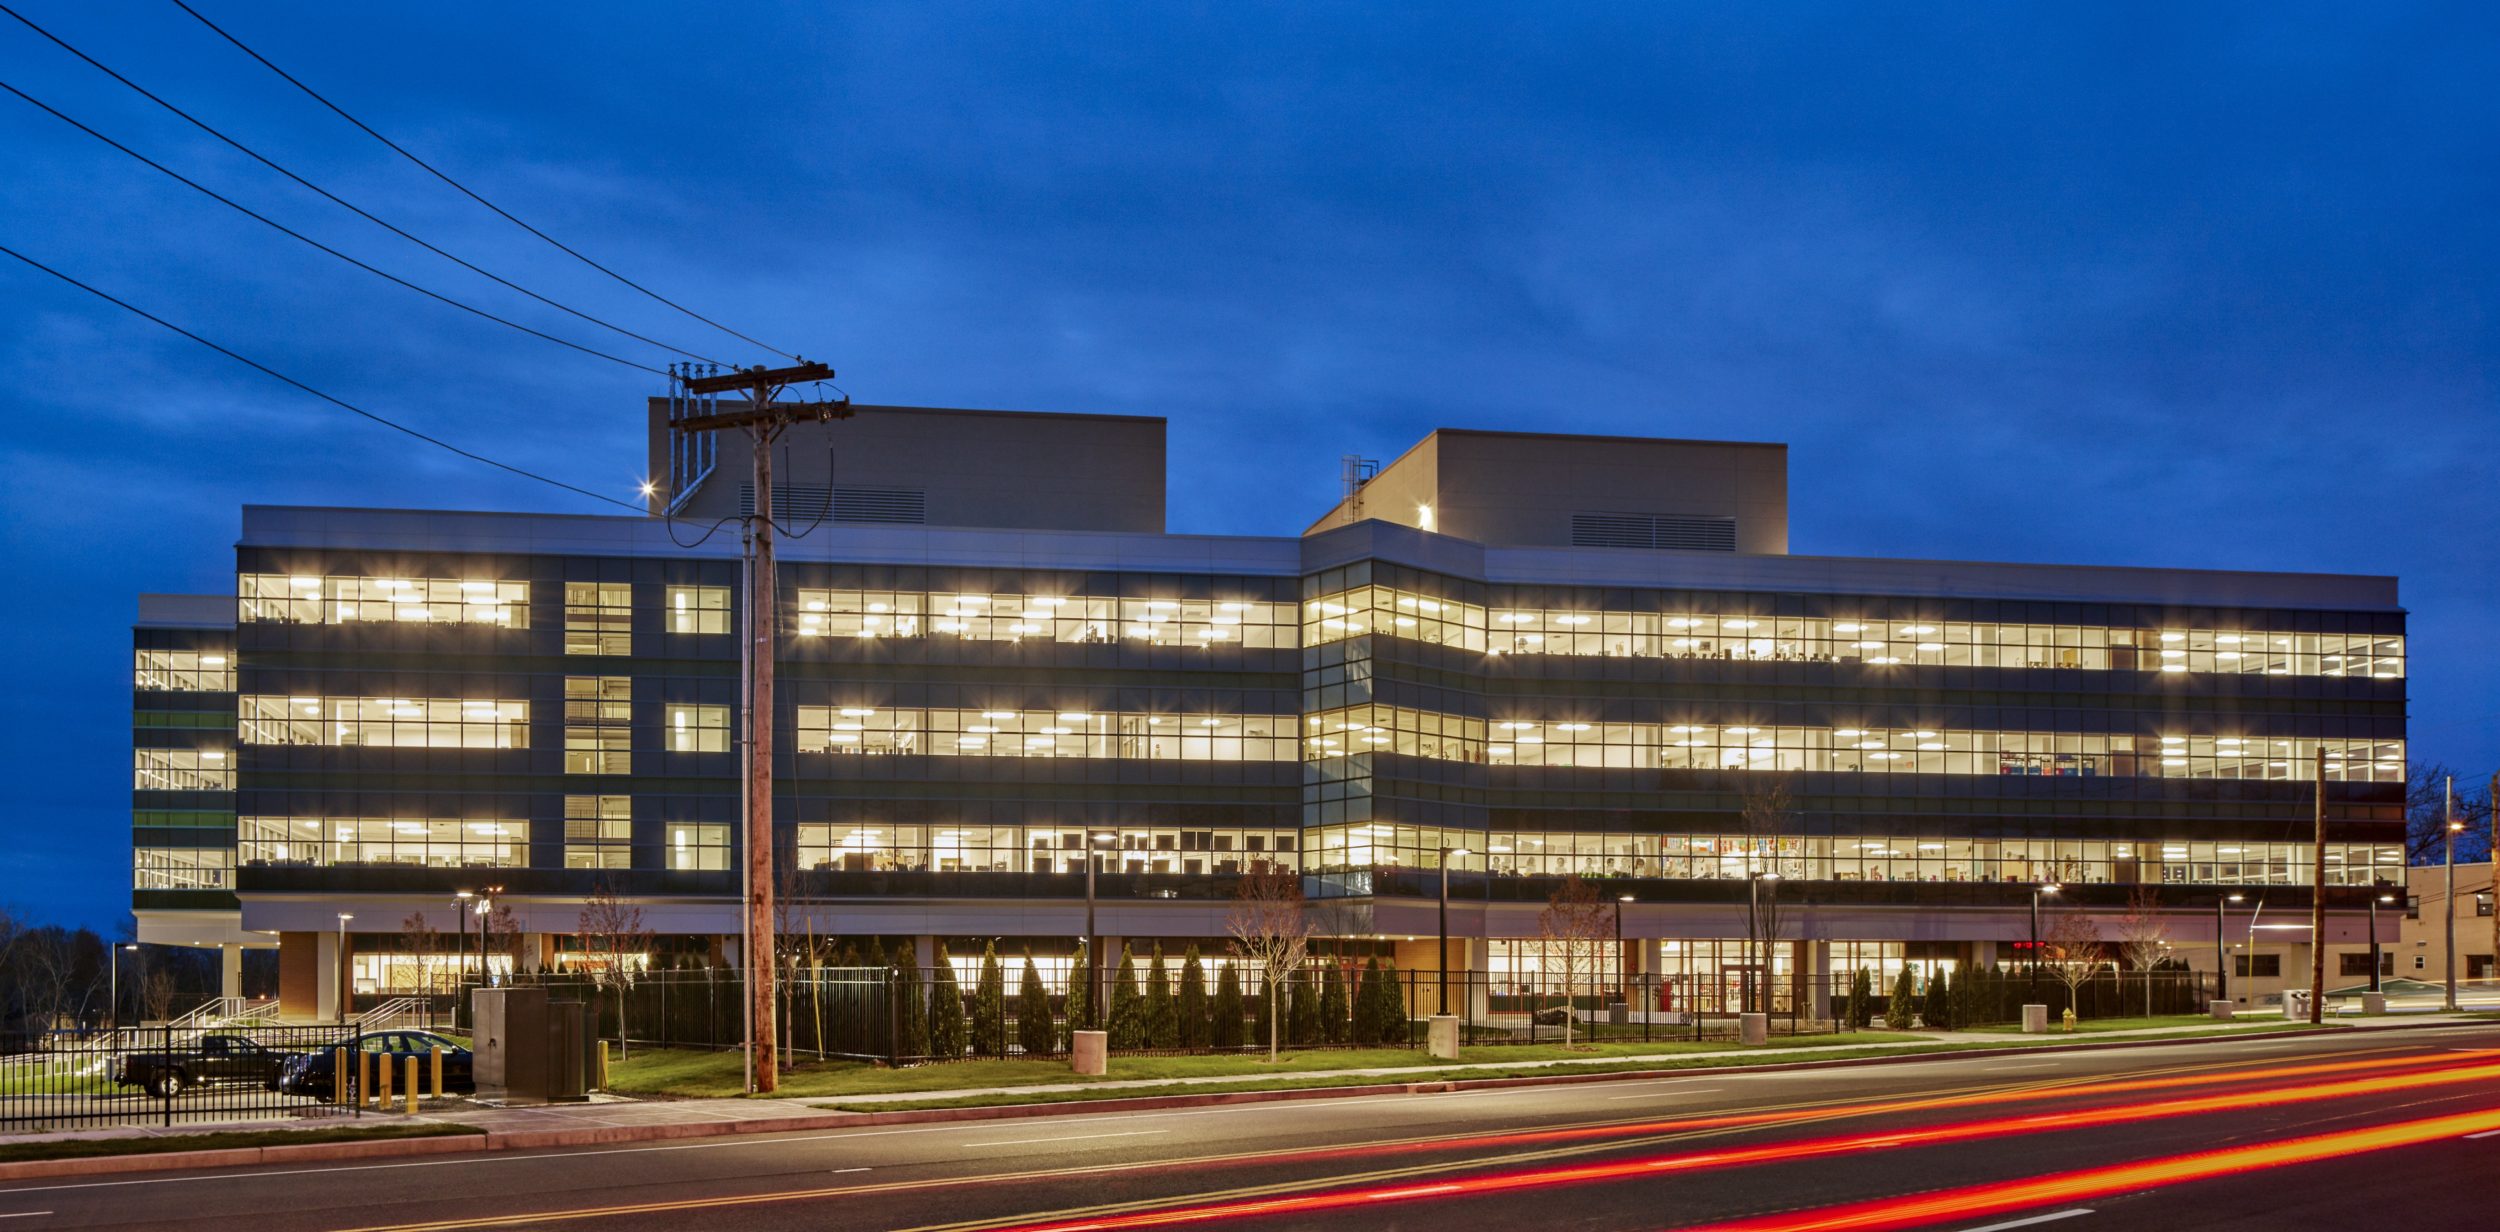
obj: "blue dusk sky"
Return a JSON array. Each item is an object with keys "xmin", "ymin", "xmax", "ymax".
[{"xmin": 2, "ymin": 3, "xmax": 2493, "ymax": 928}]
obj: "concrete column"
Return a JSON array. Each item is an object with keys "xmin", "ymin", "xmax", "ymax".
[
  {"xmin": 913, "ymin": 935, "xmax": 938, "ymax": 971},
  {"xmin": 1807, "ymin": 940, "xmax": 1833, "ymax": 1021},
  {"xmin": 220, "ymin": 944, "xmax": 244, "ymax": 1001},
  {"xmin": 1972, "ymin": 940, "xmax": 1999, "ymax": 970},
  {"xmin": 316, "ymin": 930, "xmax": 341, "ymax": 1024}
]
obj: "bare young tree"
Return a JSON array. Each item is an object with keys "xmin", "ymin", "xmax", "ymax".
[
  {"xmin": 2114, "ymin": 886, "xmax": 2172, "ymax": 1016},
  {"xmin": 1225, "ymin": 860, "xmax": 1311, "ymax": 1063},
  {"xmin": 1538, "ymin": 874, "xmax": 1613, "ymax": 1047},
  {"xmin": 398, "ymin": 911, "xmax": 444, "ymax": 1003},
  {"xmin": 2042, "ymin": 912, "xmax": 2106, "ymax": 1017},
  {"xmin": 142, "ymin": 967, "xmax": 179, "ymax": 1023},
  {"xmin": 477, "ymin": 903, "xmax": 524, "ymax": 980},
  {"xmin": 577, "ymin": 876, "xmax": 653, "ymax": 1058},
  {"xmin": 1739, "ymin": 777, "xmax": 1797, "ymax": 1014}
]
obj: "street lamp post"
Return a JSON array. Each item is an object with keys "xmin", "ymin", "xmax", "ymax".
[
  {"xmin": 452, "ymin": 890, "xmax": 474, "ymax": 1027},
  {"xmin": 1085, "ymin": 831, "xmax": 1114, "ymax": 1029},
  {"xmin": 335, "ymin": 913, "xmax": 354, "ymax": 1023},
  {"xmin": 2028, "ymin": 884, "xmax": 2060, "ymax": 1002},
  {"xmin": 2370, "ymin": 892, "xmax": 2392, "ymax": 994},
  {"xmin": 2445, "ymin": 807, "xmax": 2463, "ymax": 1012},
  {"xmin": 1615, "ymin": 894, "xmax": 1635, "ymax": 1009},
  {"xmin": 2216, "ymin": 892, "xmax": 2244, "ymax": 1004},
  {"xmin": 109, "ymin": 943, "xmax": 136, "ymax": 1031},
  {"xmin": 1437, "ymin": 846, "xmax": 1471, "ymax": 1016}
]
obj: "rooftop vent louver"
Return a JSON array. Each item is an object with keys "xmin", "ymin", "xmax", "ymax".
[
  {"xmin": 1571, "ymin": 513, "xmax": 1737, "ymax": 552},
  {"xmin": 738, "ymin": 485, "xmax": 926, "ymax": 525}
]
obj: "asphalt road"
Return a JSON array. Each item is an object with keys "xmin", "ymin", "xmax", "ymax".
[{"xmin": 7, "ymin": 1023, "xmax": 2500, "ymax": 1232}]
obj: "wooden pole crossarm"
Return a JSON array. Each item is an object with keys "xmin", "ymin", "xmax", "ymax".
[
  {"xmin": 674, "ymin": 400, "xmax": 852, "ymax": 433},
  {"xmin": 682, "ymin": 361, "xmax": 833, "ymax": 394}
]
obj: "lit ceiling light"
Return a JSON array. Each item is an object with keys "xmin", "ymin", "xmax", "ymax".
[
  {"xmin": 1918, "ymin": 742, "xmax": 1944, "ymax": 751},
  {"xmin": 1916, "ymin": 642, "xmax": 1944, "ymax": 652},
  {"xmin": 2216, "ymin": 635, "xmax": 2242, "ymax": 644},
  {"xmin": 1869, "ymin": 655, "xmax": 1901, "ymax": 664},
  {"xmin": 1912, "ymin": 731, "xmax": 1937, "ymax": 738},
  {"xmin": 1834, "ymin": 729, "xmax": 1864, "ymax": 737},
  {"xmin": 1668, "ymin": 618, "xmax": 1697, "ymax": 628},
  {"xmin": 2161, "ymin": 664, "xmax": 2188, "ymax": 673},
  {"xmin": 1833, "ymin": 623, "xmax": 1865, "ymax": 633},
  {"xmin": 1558, "ymin": 723, "xmax": 1591, "ymax": 732},
  {"xmin": 289, "ymin": 576, "xmax": 320, "ymax": 589},
  {"xmin": 1853, "ymin": 640, "xmax": 1886, "ymax": 649},
  {"xmin": 1200, "ymin": 718, "xmax": 1222, "ymax": 727},
  {"xmin": 2160, "ymin": 632, "xmax": 2184, "ymax": 642},
  {"xmin": 1727, "ymin": 619, "xmax": 1759, "ymax": 630},
  {"xmin": 1058, "ymin": 712, "xmax": 1093, "ymax": 721},
  {"xmin": 1903, "ymin": 625, "xmax": 1936, "ymax": 635},
  {"xmin": 868, "ymin": 603, "xmax": 889, "ymax": 613},
  {"xmin": 967, "ymin": 725, "xmax": 999, "ymax": 734}
]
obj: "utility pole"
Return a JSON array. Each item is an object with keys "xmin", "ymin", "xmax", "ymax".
[
  {"xmin": 676, "ymin": 361, "xmax": 849, "ymax": 1093},
  {"xmin": 2307, "ymin": 755, "xmax": 2325, "ymax": 1025}
]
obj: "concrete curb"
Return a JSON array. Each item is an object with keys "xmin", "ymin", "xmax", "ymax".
[{"xmin": 3, "ymin": 1017, "xmax": 2479, "ymax": 1183}]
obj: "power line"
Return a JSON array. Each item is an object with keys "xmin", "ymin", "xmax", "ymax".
[
  {"xmin": 0, "ymin": 3, "xmax": 726, "ymax": 367},
  {"xmin": 171, "ymin": 0, "xmax": 799, "ymax": 361},
  {"xmin": 0, "ymin": 241, "xmax": 641, "ymax": 513},
  {"xmin": 0, "ymin": 77, "xmax": 668, "ymax": 376}
]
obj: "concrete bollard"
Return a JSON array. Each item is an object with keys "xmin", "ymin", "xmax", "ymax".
[
  {"xmin": 405, "ymin": 1057, "xmax": 419, "ymax": 1114},
  {"xmin": 1070, "ymin": 1029, "xmax": 1108, "ymax": 1076},
  {"xmin": 598, "ymin": 1041, "xmax": 610, "ymax": 1091},
  {"xmin": 333, "ymin": 1049, "xmax": 352, "ymax": 1107},
  {"xmin": 2021, "ymin": 1004, "xmax": 2049, "ymax": 1034},
  {"xmin": 376, "ymin": 1051, "xmax": 392, "ymax": 1106},
  {"xmin": 431, "ymin": 1046, "xmax": 445, "ymax": 1097},
  {"xmin": 1427, "ymin": 1014, "xmax": 1461, "ymax": 1060},
  {"xmin": 1739, "ymin": 1013, "xmax": 1768, "ymax": 1046},
  {"xmin": 2363, "ymin": 993, "xmax": 2388, "ymax": 1015},
  {"xmin": 2210, "ymin": 999, "xmax": 2237, "ymax": 1020},
  {"xmin": 360, "ymin": 1050, "xmax": 376, "ymax": 1106}
]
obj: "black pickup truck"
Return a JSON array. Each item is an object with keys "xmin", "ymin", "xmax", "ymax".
[{"xmin": 112, "ymin": 1033, "xmax": 296, "ymax": 1098}]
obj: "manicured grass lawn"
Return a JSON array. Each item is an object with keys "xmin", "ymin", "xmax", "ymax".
[
  {"xmin": 607, "ymin": 1032, "xmax": 1927, "ymax": 1100},
  {"xmin": 0, "ymin": 1122, "xmax": 481, "ymax": 1165}
]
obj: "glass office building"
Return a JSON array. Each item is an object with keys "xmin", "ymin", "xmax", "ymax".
[{"xmin": 132, "ymin": 410, "xmax": 2406, "ymax": 1014}]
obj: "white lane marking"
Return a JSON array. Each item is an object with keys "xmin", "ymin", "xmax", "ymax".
[
  {"xmin": 0, "ymin": 1214, "xmax": 55, "ymax": 1221},
  {"xmin": 1957, "ymin": 1210, "xmax": 2094, "ymax": 1232},
  {"xmin": 832, "ymin": 1167, "xmax": 872, "ymax": 1173},
  {"xmin": 1606, "ymin": 1087, "xmax": 1723, "ymax": 1101},
  {"xmin": 963, "ymin": 1130, "xmax": 1167, "ymax": 1149},
  {"xmin": 2463, "ymin": 1129, "xmax": 2500, "ymax": 1140}
]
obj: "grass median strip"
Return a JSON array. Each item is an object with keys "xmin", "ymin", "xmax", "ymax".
[
  {"xmin": 0, "ymin": 1122, "xmax": 482, "ymax": 1165},
  {"xmin": 608, "ymin": 1033, "xmax": 1929, "ymax": 1100}
]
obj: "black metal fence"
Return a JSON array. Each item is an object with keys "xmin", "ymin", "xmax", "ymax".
[
  {"xmin": 1821, "ymin": 967, "xmax": 2214, "ymax": 1029},
  {"xmin": 0, "ymin": 1024, "xmax": 361, "ymax": 1133}
]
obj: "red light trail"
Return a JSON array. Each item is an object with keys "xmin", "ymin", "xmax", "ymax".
[
  {"xmin": 981, "ymin": 1058, "xmax": 2500, "ymax": 1232},
  {"xmin": 1674, "ymin": 1103, "xmax": 2500, "ymax": 1231}
]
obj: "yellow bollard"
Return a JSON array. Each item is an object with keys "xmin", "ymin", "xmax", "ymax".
[
  {"xmin": 598, "ymin": 1041, "xmax": 609, "ymax": 1092},
  {"xmin": 431, "ymin": 1047, "xmax": 445, "ymax": 1097},
  {"xmin": 360, "ymin": 1050, "xmax": 375, "ymax": 1107},
  {"xmin": 377, "ymin": 1051, "xmax": 392, "ymax": 1107},
  {"xmin": 332, "ymin": 1049, "xmax": 351, "ymax": 1107},
  {"xmin": 405, "ymin": 1058, "xmax": 419, "ymax": 1114}
]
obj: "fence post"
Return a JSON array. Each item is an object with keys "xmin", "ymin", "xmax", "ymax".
[{"xmin": 161, "ymin": 1026, "xmax": 173, "ymax": 1129}]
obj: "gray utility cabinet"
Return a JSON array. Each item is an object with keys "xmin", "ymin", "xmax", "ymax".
[{"xmin": 471, "ymin": 986, "xmax": 592, "ymax": 1104}]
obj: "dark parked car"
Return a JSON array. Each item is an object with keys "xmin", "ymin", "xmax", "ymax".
[
  {"xmin": 114, "ymin": 1033, "xmax": 297, "ymax": 1098},
  {"xmin": 274, "ymin": 1030, "xmax": 474, "ymax": 1100}
]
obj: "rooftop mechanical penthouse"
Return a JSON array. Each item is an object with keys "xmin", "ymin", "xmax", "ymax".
[{"xmin": 131, "ymin": 406, "xmax": 2408, "ymax": 1017}]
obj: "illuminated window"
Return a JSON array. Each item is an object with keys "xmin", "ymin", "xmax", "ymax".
[
  {"xmin": 666, "ymin": 823, "xmax": 730, "ymax": 872},
  {"xmin": 793, "ymin": 706, "xmax": 1294, "ymax": 760},
  {"xmin": 664, "ymin": 704, "xmax": 729, "ymax": 753},
  {"xmin": 238, "ymin": 817, "xmax": 528, "ymax": 867},
  {"xmin": 563, "ymin": 795, "xmax": 631, "ymax": 870},
  {"xmin": 665, "ymin": 585, "xmax": 731, "ymax": 635},
  {"xmin": 239, "ymin": 574, "xmax": 527, "ymax": 627},
  {"xmin": 563, "ymin": 582, "xmax": 632, "ymax": 655},
  {"xmin": 564, "ymin": 677, "xmax": 631, "ymax": 774},
  {"xmin": 134, "ymin": 649, "xmax": 233, "ymax": 691},
  {"xmin": 134, "ymin": 747, "xmax": 232, "ymax": 790},
  {"xmin": 134, "ymin": 847, "xmax": 234, "ymax": 890},
  {"xmin": 240, "ymin": 696, "xmax": 527, "ymax": 749}
]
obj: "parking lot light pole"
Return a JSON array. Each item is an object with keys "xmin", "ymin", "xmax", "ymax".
[
  {"xmin": 2370, "ymin": 893, "xmax": 2392, "ymax": 993},
  {"xmin": 2029, "ymin": 884, "xmax": 2060, "ymax": 1002},
  {"xmin": 1085, "ymin": 831, "xmax": 1115, "ymax": 1028},
  {"xmin": 452, "ymin": 890, "xmax": 474, "ymax": 1025},
  {"xmin": 109, "ymin": 943, "xmax": 136, "ymax": 1031},
  {"xmin": 1438, "ymin": 846, "xmax": 1470, "ymax": 1015},
  {"xmin": 1615, "ymin": 894, "xmax": 1634, "ymax": 1005},
  {"xmin": 335, "ymin": 913, "xmax": 354, "ymax": 1024}
]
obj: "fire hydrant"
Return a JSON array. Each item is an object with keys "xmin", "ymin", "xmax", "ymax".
[{"xmin": 2061, "ymin": 1008, "xmax": 2077, "ymax": 1033}]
